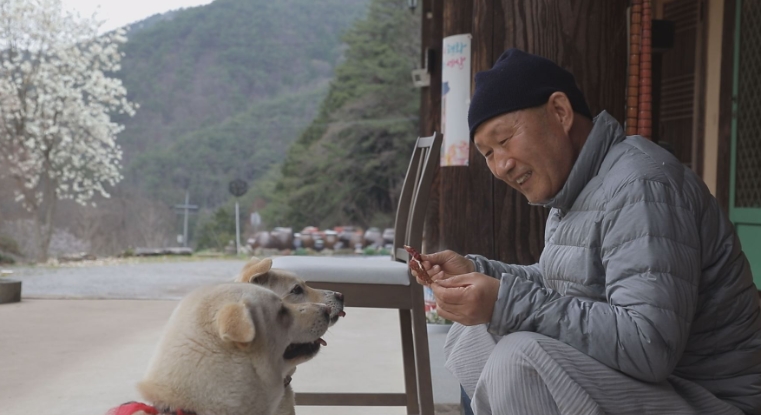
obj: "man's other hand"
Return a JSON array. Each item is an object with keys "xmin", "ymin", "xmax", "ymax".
[{"xmin": 431, "ymin": 273, "xmax": 499, "ymax": 325}]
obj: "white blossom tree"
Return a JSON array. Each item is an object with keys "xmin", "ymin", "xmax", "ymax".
[{"xmin": 0, "ymin": 0, "xmax": 136, "ymax": 260}]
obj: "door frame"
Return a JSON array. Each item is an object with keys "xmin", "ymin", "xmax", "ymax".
[{"xmin": 728, "ymin": 0, "xmax": 761, "ymax": 288}]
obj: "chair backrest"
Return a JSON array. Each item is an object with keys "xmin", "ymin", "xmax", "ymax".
[{"xmin": 392, "ymin": 132, "xmax": 442, "ymax": 263}]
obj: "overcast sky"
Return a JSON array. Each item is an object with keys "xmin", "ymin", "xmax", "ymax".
[{"xmin": 60, "ymin": 0, "xmax": 215, "ymax": 33}]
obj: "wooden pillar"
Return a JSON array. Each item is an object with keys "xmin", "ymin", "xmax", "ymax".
[
  {"xmin": 493, "ymin": 0, "xmax": 628, "ymax": 264},
  {"xmin": 716, "ymin": 0, "xmax": 736, "ymax": 214},
  {"xmin": 426, "ymin": 0, "xmax": 627, "ymax": 263},
  {"xmin": 435, "ymin": 0, "xmax": 498, "ymax": 258},
  {"xmin": 421, "ymin": 0, "xmax": 443, "ymax": 254}
]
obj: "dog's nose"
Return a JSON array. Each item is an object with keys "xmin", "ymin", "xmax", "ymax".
[{"xmin": 334, "ymin": 292, "xmax": 344, "ymax": 301}]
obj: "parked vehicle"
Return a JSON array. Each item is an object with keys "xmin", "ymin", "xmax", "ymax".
[{"xmin": 363, "ymin": 227, "xmax": 383, "ymax": 248}]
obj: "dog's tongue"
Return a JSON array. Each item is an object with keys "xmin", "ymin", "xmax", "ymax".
[
  {"xmin": 338, "ymin": 311, "xmax": 346, "ymax": 317},
  {"xmin": 318, "ymin": 338, "xmax": 327, "ymax": 346}
]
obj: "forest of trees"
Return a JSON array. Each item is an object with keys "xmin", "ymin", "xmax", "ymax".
[
  {"xmin": 117, "ymin": 0, "xmax": 371, "ymax": 208},
  {"xmin": 0, "ymin": 0, "xmax": 423, "ymax": 258},
  {"xmin": 260, "ymin": 0, "xmax": 422, "ymax": 230}
]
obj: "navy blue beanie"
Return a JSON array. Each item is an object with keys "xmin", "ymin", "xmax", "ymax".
[{"xmin": 468, "ymin": 48, "xmax": 592, "ymax": 139}]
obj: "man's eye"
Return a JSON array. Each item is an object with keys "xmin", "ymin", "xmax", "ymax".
[
  {"xmin": 290, "ymin": 285, "xmax": 304, "ymax": 295},
  {"xmin": 499, "ymin": 138, "xmax": 509, "ymax": 145},
  {"xmin": 484, "ymin": 150, "xmax": 492, "ymax": 158}
]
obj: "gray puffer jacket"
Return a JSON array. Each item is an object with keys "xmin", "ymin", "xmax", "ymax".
[{"xmin": 468, "ymin": 111, "xmax": 761, "ymax": 414}]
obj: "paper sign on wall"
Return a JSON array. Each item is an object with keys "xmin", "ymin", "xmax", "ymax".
[{"xmin": 441, "ymin": 33, "xmax": 472, "ymax": 167}]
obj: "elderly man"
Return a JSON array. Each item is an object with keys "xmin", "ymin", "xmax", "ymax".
[{"xmin": 414, "ymin": 49, "xmax": 761, "ymax": 414}]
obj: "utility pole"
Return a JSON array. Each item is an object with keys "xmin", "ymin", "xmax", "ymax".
[
  {"xmin": 173, "ymin": 191, "xmax": 198, "ymax": 247},
  {"xmin": 228, "ymin": 179, "xmax": 249, "ymax": 254}
]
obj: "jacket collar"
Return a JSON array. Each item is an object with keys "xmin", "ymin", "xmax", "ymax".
[{"xmin": 534, "ymin": 110, "xmax": 625, "ymax": 212}]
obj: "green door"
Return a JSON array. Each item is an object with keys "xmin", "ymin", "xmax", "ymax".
[{"xmin": 730, "ymin": 0, "xmax": 761, "ymax": 288}]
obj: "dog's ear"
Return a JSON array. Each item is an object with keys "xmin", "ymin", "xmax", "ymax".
[
  {"xmin": 235, "ymin": 257, "xmax": 273, "ymax": 285},
  {"xmin": 217, "ymin": 302, "xmax": 255, "ymax": 345}
]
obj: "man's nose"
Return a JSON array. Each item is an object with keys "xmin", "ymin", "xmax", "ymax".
[{"xmin": 495, "ymin": 156, "xmax": 515, "ymax": 179}]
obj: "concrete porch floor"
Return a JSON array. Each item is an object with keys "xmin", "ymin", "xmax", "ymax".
[{"xmin": 0, "ymin": 298, "xmax": 462, "ymax": 415}]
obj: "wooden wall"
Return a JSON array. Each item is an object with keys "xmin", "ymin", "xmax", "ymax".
[
  {"xmin": 420, "ymin": 0, "xmax": 628, "ymax": 263},
  {"xmin": 717, "ymin": 0, "xmax": 737, "ymax": 213}
]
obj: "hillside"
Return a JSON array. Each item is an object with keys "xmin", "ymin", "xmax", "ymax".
[
  {"xmin": 115, "ymin": 0, "xmax": 370, "ymax": 207},
  {"xmin": 127, "ymin": 86, "xmax": 327, "ymax": 206},
  {"xmin": 261, "ymin": 0, "xmax": 422, "ymax": 230}
]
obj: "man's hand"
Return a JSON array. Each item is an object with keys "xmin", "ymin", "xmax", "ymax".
[
  {"xmin": 431, "ymin": 273, "xmax": 500, "ymax": 326},
  {"xmin": 411, "ymin": 250, "xmax": 475, "ymax": 286}
]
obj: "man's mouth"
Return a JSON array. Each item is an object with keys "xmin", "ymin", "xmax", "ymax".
[
  {"xmin": 283, "ymin": 338, "xmax": 327, "ymax": 360},
  {"xmin": 516, "ymin": 172, "xmax": 532, "ymax": 186}
]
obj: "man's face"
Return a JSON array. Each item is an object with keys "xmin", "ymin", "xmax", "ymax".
[{"xmin": 473, "ymin": 106, "xmax": 576, "ymax": 204}]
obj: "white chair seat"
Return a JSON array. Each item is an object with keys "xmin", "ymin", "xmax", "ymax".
[{"xmin": 272, "ymin": 256, "xmax": 411, "ymax": 286}]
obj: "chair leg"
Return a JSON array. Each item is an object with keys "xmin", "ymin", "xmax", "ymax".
[
  {"xmin": 399, "ymin": 309, "xmax": 420, "ymax": 415},
  {"xmin": 411, "ymin": 296, "xmax": 435, "ymax": 415}
]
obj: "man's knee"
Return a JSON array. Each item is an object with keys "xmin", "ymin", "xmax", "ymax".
[
  {"xmin": 443, "ymin": 323, "xmax": 490, "ymax": 360},
  {"xmin": 482, "ymin": 332, "xmax": 548, "ymax": 382}
]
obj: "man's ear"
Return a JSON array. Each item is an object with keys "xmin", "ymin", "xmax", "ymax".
[
  {"xmin": 235, "ymin": 257, "xmax": 273, "ymax": 284},
  {"xmin": 547, "ymin": 91, "xmax": 574, "ymax": 135},
  {"xmin": 217, "ymin": 302, "xmax": 255, "ymax": 345}
]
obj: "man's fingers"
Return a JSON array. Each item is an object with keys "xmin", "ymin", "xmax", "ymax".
[
  {"xmin": 420, "ymin": 265, "xmax": 444, "ymax": 282},
  {"xmin": 419, "ymin": 252, "xmax": 435, "ymax": 263},
  {"xmin": 433, "ymin": 304, "xmax": 460, "ymax": 322},
  {"xmin": 435, "ymin": 273, "xmax": 471, "ymax": 288},
  {"xmin": 420, "ymin": 250, "xmax": 451, "ymax": 264},
  {"xmin": 431, "ymin": 282, "xmax": 468, "ymax": 305}
]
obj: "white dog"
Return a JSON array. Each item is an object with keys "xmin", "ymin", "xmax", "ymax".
[
  {"xmin": 233, "ymin": 257, "xmax": 347, "ymax": 413},
  {"xmin": 235, "ymin": 257, "xmax": 345, "ymax": 328},
  {"xmin": 109, "ymin": 283, "xmax": 331, "ymax": 415}
]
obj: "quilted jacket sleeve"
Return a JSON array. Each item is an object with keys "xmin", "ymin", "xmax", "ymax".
[
  {"xmin": 488, "ymin": 178, "xmax": 701, "ymax": 383},
  {"xmin": 466, "ymin": 254, "xmax": 544, "ymax": 286}
]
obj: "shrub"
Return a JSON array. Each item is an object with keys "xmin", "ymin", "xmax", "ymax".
[
  {"xmin": 0, "ymin": 252, "xmax": 15, "ymax": 265},
  {"xmin": 0, "ymin": 235, "xmax": 21, "ymax": 256},
  {"xmin": 195, "ymin": 208, "xmax": 236, "ymax": 251}
]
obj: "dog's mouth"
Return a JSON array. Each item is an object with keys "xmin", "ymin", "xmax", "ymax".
[
  {"xmin": 330, "ymin": 310, "xmax": 347, "ymax": 325},
  {"xmin": 283, "ymin": 338, "xmax": 327, "ymax": 360}
]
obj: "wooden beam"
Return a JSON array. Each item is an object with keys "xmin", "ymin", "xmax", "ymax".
[
  {"xmin": 303, "ymin": 282, "xmax": 413, "ymax": 309},
  {"xmin": 692, "ymin": 0, "xmax": 708, "ymax": 178},
  {"xmin": 493, "ymin": 0, "xmax": 628, "ymax": 265},
  {"xmin": 716, "ymin": 0, "xmax": 737, "ymax": 214},
  {"xmin": 295, "ymin": 393, "xmax": 408, "ymax": 406},
  {"xmin": 421, "ymin": 0, "xmax": 443, "ymax": 254},
  {"xmin": 436, "ymin": 0, "xmax": 497, "ymax": 259}
]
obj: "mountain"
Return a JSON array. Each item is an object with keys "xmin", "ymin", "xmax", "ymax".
[{"xmin": 115, "ymin": 0, "xmax": 370, "ymax": 207}]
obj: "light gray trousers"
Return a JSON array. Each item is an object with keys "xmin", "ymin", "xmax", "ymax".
[{"xmin": 444, "ymin": 324, "xmax": 744, "ymax": 415}]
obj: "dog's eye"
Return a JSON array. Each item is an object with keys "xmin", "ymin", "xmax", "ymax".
[{"xmin": 290, "ymin": 285, "xmax": 304, "ymax": 295}]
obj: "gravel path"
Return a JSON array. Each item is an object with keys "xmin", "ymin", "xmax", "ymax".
[{"xmin": 5, "ymin": 257, "xmax": 247, "ymax": 300}]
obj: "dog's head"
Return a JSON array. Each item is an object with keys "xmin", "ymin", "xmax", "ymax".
[
  {"xmin": 236, "ymin": 257, "xmax": 345, "ymax": 326},
  {"xmin": 138, "ymin": 283, "xmax": 331, "ymax": 415}
]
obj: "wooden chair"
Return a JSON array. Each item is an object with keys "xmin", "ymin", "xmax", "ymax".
[{"xmin": 271, "ymin": 133, "xmax": 441, "ymax": 415}]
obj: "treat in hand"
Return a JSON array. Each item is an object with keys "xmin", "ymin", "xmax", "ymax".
[{"xmin": 404, "ymin": 245, "xmax": 433, "ymax": 284}]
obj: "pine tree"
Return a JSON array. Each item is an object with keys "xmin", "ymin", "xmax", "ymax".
[{"xmin": 264, "ymin": 0, "xmax": 421, "ymax": 230}]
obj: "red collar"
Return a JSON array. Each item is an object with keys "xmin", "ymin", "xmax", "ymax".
[{"xmin": 107, "ymin": 402, "xmax": 197, "ymax": 415}]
